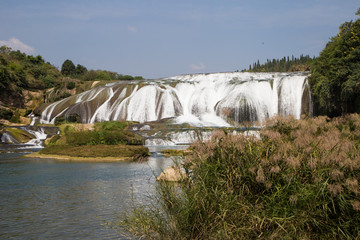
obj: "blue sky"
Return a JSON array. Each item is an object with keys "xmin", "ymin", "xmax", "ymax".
[{"xmin": 0, "ymin": 0, "xmax": 359, "ymax": 79}]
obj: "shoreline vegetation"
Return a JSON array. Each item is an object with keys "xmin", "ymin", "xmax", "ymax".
[
  {"xmin": 25, "ymin": 151, "xmax": 136, "ymax": 162},
  {"xmin": 119, "ymin": 114, "xmax": 360, "ymax": 239},
  {"xmin": 26, "ymin": 144, "xmax": 149, "ymax": 162},
  {"xmin": 24, "ymin": 121, "xmax": 150, "ymax": 162}
]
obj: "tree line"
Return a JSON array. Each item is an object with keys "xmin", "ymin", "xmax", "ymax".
[
  {"xmin": 60, "ymin": 59, "xmax": 144, "ymax": 81},
  {"xmin": 242, "ymin": 54, "xmax": 314, "ymax": 72}
]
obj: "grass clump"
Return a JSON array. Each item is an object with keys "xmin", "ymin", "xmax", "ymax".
[{"xmin": 120, "ymin": 114, "xmax": 360, "ymax": 239}]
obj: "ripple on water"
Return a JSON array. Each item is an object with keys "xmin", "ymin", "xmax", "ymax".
[{"xmin": 0, "ymin": 152, "xmax": 175, "ymax": 239}]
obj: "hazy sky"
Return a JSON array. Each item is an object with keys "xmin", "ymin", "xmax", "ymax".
[{"xmin": 0, "ymin": 0, "xmax": 359, "ymax": 79}]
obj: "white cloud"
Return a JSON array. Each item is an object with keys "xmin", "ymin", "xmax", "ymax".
[
  {"xmin": 190, "ymin": 62, "xmax": 206, "ymax": 71},
  {"xmin": 127, "ymin": 26, "xmax": 138, "ymax": 33},
  {"xmin": 0, "ymin": 37, "xmax": 35, "ymax": 54}
]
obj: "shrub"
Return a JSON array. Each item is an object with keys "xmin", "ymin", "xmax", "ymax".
[
  {"xmin": 54, "ymin": 114, "xmax": 80, "ymax": 125},
  {"xmin": 95, "ymin": 121, "xmax": 130, "ymax": 131},
  {"xmin": 0, "ymin": 108, "xmax": 13, "ymax": 120},
  {"xmin": 24, "ymin": 109, "xmax": 32, "ymax": 116},
  {"xmin": 65, "ymin": 131, "xmax": 95, "ymax": 146},
  {"xmin": 42, "ymin": 75, "xmax": 56, "ymax": 88},
  {"xmin": 9, "ymin": 109, "xmax": 20, "ymax": 123},
  {"xmin": 120, "ymin": 114, "xmax": 360, "ymax": 239},
  {"xmin": 66, "ymin": 81, "xmax": 76, "ymax": 90},
  {"xmin": 64, "ymin": 128, "xmax": 143, "ymax": 146}
]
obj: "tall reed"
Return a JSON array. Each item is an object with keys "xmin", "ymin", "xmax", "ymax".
[{"xmin": 120, "ymin": 114, "xmax": 360, "ymax": 239}]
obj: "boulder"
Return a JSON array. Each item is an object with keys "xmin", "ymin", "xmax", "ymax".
[{"xmin": 157, "ymin": 166, "xmax": 187, "ymax": 182}]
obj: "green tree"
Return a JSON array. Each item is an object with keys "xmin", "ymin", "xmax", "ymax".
[
  {"xmin": 95, "ymin": 71, "xmax": 111, "ymax": 80},
  {"xmin": 0, "ymin": 66, "xmax": 11, "ymax": 90},
  {"xmin": 309, "ymin": 8, "xmax": 360, "ymax": 116},
  {"xmin": 61, "ymin": 59, "xmax": 76, "ymax": 76},
  {"xmin": 75, "ymin": 64, "xmax": 87, "ymax": 76},
  {"xmin": 0, "ymin": 46, "xmax": 11, "ymax": 54}
]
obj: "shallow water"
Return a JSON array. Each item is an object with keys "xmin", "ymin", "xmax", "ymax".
[{"xmin": 0, "ymin": 146, "xmax": 181, "ymax": 239}]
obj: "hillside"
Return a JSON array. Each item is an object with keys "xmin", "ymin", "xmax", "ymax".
[{"xmin": 0, "ymin": 46, "xmax": 143, "ymax": 125}]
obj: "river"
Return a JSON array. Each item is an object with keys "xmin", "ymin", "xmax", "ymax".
[{"xmin": 0, "ymin": 145, "xmax": 180, "ymax": 239}]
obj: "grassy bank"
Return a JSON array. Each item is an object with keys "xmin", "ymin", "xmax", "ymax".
[
  {"xmin": 33, "ymin": 121, "xmax": 149, "ymax": 161},
  {"xmin": 119, "ymin": 114, "xmax": 360, "ymax": 239},
  {"xmin": 31, "ymin": 144, "xmax": 149, "ymax": 161}
]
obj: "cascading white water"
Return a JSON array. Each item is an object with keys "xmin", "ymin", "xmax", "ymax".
[
  {"xmin": 1, "ymin": 132, "xmax": 20, "ymax": 144},
  {"xmin": 0, "ymin": 127, "xmax": 48, "ymax": 148},
  {"xmin": 39, "ymin": 72, "xmax": 312, "ymax": 126},
  {"xmin": 23, "ymin": 128, "xmax": 47, "ymax": 147}
]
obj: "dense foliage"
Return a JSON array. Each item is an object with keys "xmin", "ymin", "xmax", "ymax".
[
  {"xmin": 0, "ymin": 108, "xmax": 13, "ymax": 120},
  {"xmin": 0, "ymin": 46, "xmax": 62, "ymax": 91},
  {"xmin": 60, "ymin": 59, "xmax": 76, "ymax": 76},
  {"xmin": 120, "ymin": 114, "xmax": 360, "ymax": 239},
  {"xmin": 243, "ymin": 55, "xmax": 314, "ymax": 72},
  {"xmin": 309, "ymin": 9, "xmax": 360, "ymax": 117},
  {"xmin": 60, "ymin": 59, "xmax": 144, "ymax": 81},
  {"xmin": 82, "ymin": 69, "xmax": 144, "ymax": 81}
]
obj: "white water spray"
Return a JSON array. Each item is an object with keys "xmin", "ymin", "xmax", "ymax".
[{"xmin": 39, "ymin": 72, "xmax": 312, "ymax": 126}]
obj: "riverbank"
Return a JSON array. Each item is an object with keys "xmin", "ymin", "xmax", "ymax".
[
  {"xmin": 28, "ymin": 144, "xmax": 149, "ymax": 162},
  {"xmin": 25, "ymin": 151, "xmax": 134, "ymax": 162}
]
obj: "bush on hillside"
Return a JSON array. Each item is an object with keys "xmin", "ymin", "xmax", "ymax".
[
  {"xmin": 0, "ymin": 108, "xmax": 13, "ymax": 120},
  {"xmin": 66, "ymin": 81, "xmax": 76, "ymax": 90}
]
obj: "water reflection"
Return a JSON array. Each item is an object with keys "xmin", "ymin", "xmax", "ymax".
[{"xmin": 0, "ymin": 149, "xmax": 177, "ymax": 239}]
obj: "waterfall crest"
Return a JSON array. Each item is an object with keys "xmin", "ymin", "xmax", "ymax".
[{"xmin": 40, "ymin": 72, "xmax": 312, "ymax": 126}]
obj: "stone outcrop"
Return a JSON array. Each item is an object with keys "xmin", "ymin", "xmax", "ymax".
[{"xmin": 157, "ymin": 166, "xmax": 187, "ymax": 182}]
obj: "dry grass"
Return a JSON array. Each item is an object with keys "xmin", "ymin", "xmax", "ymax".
[{"xmin": 119, "ymin": 114, "xmax": 360, "ymax": 239}]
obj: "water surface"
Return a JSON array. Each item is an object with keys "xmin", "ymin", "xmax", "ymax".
[{"xmin": 0, "ymin": 147, "xmax": 176, "ymax": 239}]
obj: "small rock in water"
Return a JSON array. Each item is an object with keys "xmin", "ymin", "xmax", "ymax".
[{"xmin": 157, "ymin": 166, "xmax": 187, "ymax": 182}]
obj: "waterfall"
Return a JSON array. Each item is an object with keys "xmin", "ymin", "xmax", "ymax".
[
  {"xmin": 39, "ymin": 72, "xmax": 312, "ymax": 126},
  {"xmin": 1, "ymin": 132, "xmax": 20, "ymax": 144},
  {"xmin": 1, "ymin": 126, "xmax": 60, "ymax": 148},
  {"xmin": 22, "ymin": 128, "xmax": 47, "ymax": 147}
]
